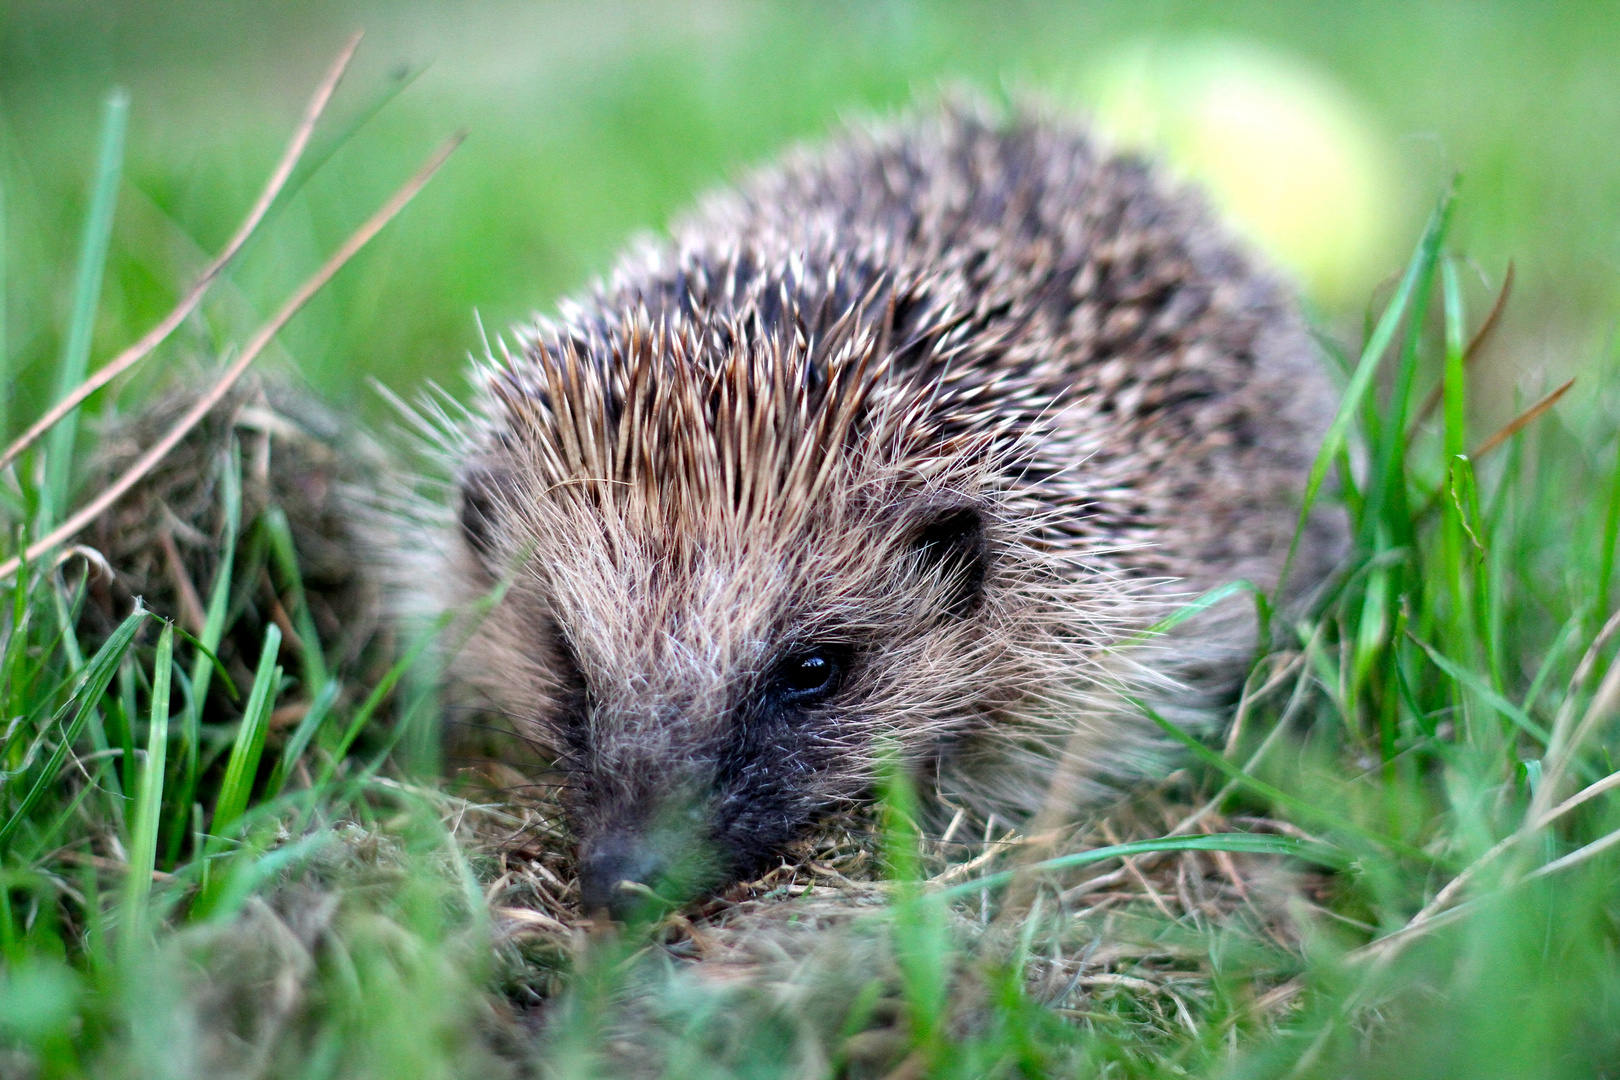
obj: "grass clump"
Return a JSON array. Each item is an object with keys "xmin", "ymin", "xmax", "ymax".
[{"xmin": 6, "ymin": 64, "xmax": 1620, "ymax": 1080}]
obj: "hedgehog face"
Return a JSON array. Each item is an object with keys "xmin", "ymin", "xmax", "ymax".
[
  {"xmin": 456, "ymin": 452, "xmax": 1007, "ymax": 917},
  {"xmin": 435, "ymin": 279, "xmax": 1137, "ymax": 916}
]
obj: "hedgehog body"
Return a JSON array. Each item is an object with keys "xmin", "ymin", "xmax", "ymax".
[{"xmin": 411, "ymin": 102, "xmax": 1341, "ymax": 916}]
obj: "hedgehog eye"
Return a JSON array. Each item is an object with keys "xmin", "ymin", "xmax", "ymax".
[{"xmin": 770, "ymin": 647, "xmax": 847, "ymax": 706}]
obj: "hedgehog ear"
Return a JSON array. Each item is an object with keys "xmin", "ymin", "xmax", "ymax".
[
  {"xmin": 459, "ymin": 464, "xmax": 515, "ymax": 575},
  {"xmin": 907, "ymin": 502, "xmax": 989, "ymax": 618}
]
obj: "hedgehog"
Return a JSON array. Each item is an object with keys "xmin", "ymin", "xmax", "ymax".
[{"xmin": 399, "ymin": 99, "xmax": 1343, "ymax": 919}]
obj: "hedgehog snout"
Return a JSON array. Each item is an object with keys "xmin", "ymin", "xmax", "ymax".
[
  {"xmin": 569, "ymin": 736, "xmax": 831, "ymax": 918},
  {"xmin": 577, "ymin": 832, "xmax": 670, "ymax": 921},
  {"xmin": 570, "ymin": 793, "xmax": 722, "ymax": 919}
]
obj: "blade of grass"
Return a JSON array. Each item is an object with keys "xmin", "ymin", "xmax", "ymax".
[
  {"xmin": 0, "ymin": 607, "xmax": 144, "ymax": 852},
  {"xmin": 39, "ymin": 90, "xmax": 128, "ymax": 533},
  {"xmin": 170, "ymin": 627, "xmax": 238, "ymax": 703},
  {"xmin": 0, "ymin": 32, "xmax": 362, "ymax": 476},
  {"xmin": 1526, "ymin": 823, "xmax": 1620, "ymax": 878},
  {"xmin": 263, "ymin": 505, "xmax": 328, "ymax": 695},
  {"xmin": 1122, "ymin": 579, "xmax": 1257, "ymax": 646},
  {"xmin": 354, "ymin": 691, "xmax": 433, "ymax": 783},
  {"xmin": 120, "ymin": 622, "xmax": 172, "ymax": 946},
  {"xmin": 1277, "ymin": 185, "xmax": 1456, "ymax": 597},
  {"xmin": 52, "ymin": 559, "xmax": 122, "ymax": 815},
  {"xmin": 1595, "ymin": 434, "xmax": 1620, "ymax": 622},
  {"xmin": 1450, "ymin": 454, "xmax": 1503, "ymax": 690},
  {"xmin": 48, "ymin": 566, "xmax": 87, "ymax": 673},
  {"xmin": 1440, "ymin": 260, "xmax": 1468, "ymax": 463},
  {"xmin": 190, "ymin": 438, "xmax": 242, "ymax": 709},
  {"xmin": 193, "ymin": 830, "xmax": 331, "ymax": 925},
  {"xmin": 0, "ymin": 164, "xmax": 8, "ymax": 438},
  {"xmin": 0, "ymin": 130, "xmax": 466, "ymax": 582},
  {"xmin": 1350, "ymin": 539, "xmax": 1391, "ymax": 735},
  {"xmin": 938, "ymin": 833, "xmax": 1334, "ymax": 901},
  {"xmin": 1434, "ymin": 259, "xmax": 1476, "ymax": 754},
  {"xmin": 1524, "ymin": 612, "xmax": 1584, "ymax": 717},
  {"xmin": 0, "ymin": 555, "xmax": 32, "ymax": 736},
  {"xmin": 163, "ymin": 439, "xmax": 243, "ymax": 866},
  {"xmin": 1408, "ymin": 633, "xmax": 1551, "ymax": 745},
  {"xmin": 268, "ymin": 677, "xmax": 339, "ymax": 796},
  {"xmin": 880, "ymin": 764, "xmax": 949, "ymax": 1062},
  {"xmin": 106, "ymin": 654, "xmax": 136, "ymax": 800},
  {"xmin": 315, "ymin": 612, "xmax": 453, "ymax": 789},
  {"xmin": 1536, "ymin": 640, "xmax": 1620, "ymax": 817},
  {"xmin": 1360, "ymin": 763, "xmax": 1620, "ymax": 964},
  {"xmin": 1027, "ymin": 580, "xmax": 1264, "ymax": 840},
  {"xmin": 1131, "ymin": 695, "xmax": 1433, "ymax": 862},
  {"xmin": 1365, "ymin": 188, "xmax": 1454, "ymax": 552},
  {"xmin": 210, "ymin": 623, "xmax": 281, "ymax": 838},
  {"xmin": 1181, "ymin": 640, "xmax": 1320, "ymax": 833}
]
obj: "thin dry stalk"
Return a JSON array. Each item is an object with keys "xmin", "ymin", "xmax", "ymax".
[
  {"xmin": 1352, "ymin": 762, "xmax": 1620, "ymax": 962},
  {"xmin": 1472, "ymin": 377, "xmax": 1575, "ymax": 460},
  {"xmin": 1222, "ymin": 650, "xmax": 1306, "ymax": 757},
  {"xmin": 0, "ymin": 132, "xmax": 465, "ymax": 583},
  {"xmin": 1100, "ymin": 820, "xmax": 1177, "ymax": 921},
  {"xmin": 1539, "ymin": 659, "xmax": 1620, "ymax": 810},
  {"xmin": 1526, "ymin": 819, "xmax": 1620, "ymax": 878},
  {"xmin": 156, "ymin": 527, "xmax": 206, "ymax": 633},
  {"xmin": 0, "ymin": 31, "xmax": 363, "ymax": 476},
  {"xmin": 1520, "ymin": 605, "xmax": 1620, "ymax": 811}
]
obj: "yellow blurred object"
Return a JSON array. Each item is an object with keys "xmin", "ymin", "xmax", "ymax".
[{"xmin": 1086, "ymin": 39, "xmax": 1401, "ymax": 306}]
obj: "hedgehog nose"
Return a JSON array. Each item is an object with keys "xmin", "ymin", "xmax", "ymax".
[{"xmin": 579, "ymin": 833, "xmax": 667, "ymax": 921}]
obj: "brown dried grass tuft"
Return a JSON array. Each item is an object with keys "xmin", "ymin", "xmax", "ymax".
[{"xmin": 82, "ymin": 374, "xmax": 394, "ymax": 697}]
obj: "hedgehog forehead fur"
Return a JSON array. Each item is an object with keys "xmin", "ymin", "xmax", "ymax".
[{"xmin": 418, "ymin": 98, "xmax": 1339, "ymax": 901}]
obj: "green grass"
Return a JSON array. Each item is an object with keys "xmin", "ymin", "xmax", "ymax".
[{"xmin": 7, "ymin": 53, "xmax": 1620, "ymax": 1080}]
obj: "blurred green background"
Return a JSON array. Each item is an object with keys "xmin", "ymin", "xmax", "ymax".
[{"xmin": 2, "ymin": 0, "xmax": 1618, "ymax": 423}]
